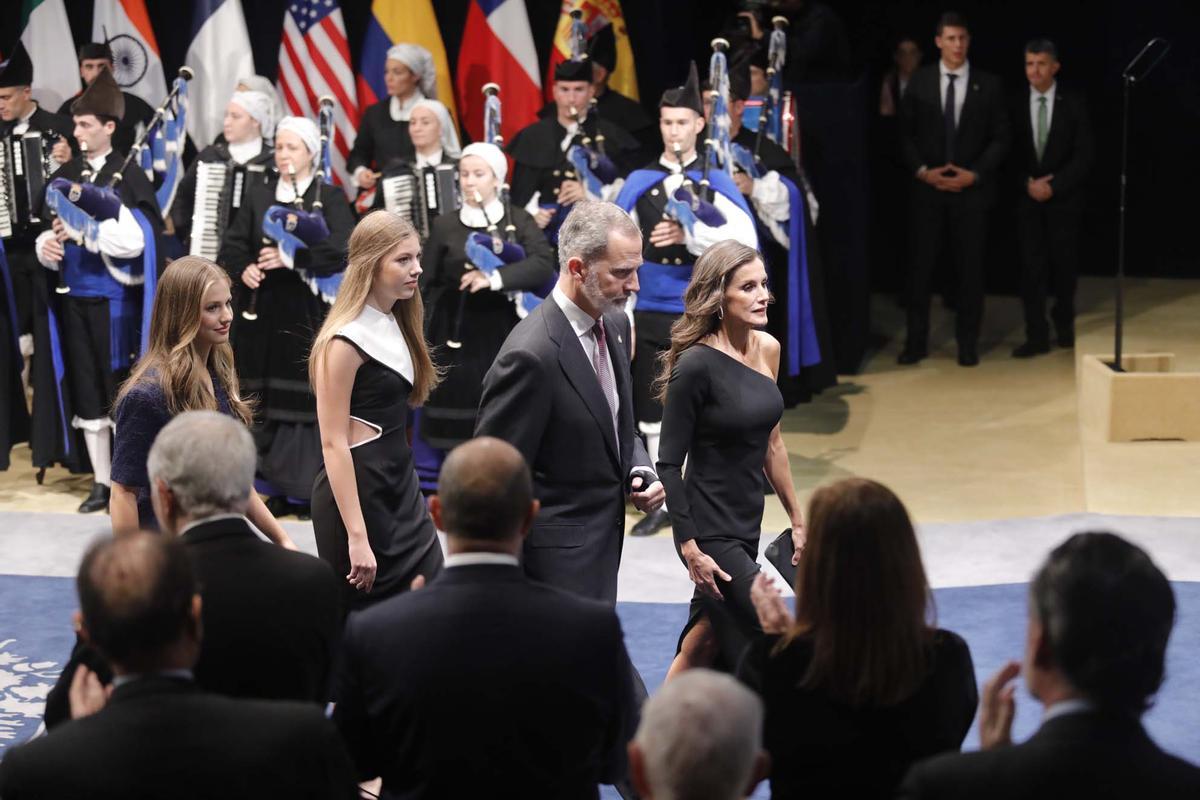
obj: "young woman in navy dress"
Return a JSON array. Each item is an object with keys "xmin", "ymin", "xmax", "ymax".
[
  {"xmin": 309, "ymin": 210, "xmax": 444, "ymax": 611},
  {"xmin": 109, "ymin": 255, "xmax": 293, "ymax": 547}
]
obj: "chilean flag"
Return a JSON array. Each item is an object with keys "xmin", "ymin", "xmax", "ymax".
[{"xmin": 455, "ymin": 0, "xmax": 542, "ymax": 145}]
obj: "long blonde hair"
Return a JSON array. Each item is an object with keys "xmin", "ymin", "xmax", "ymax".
[
  {"xmin": 654, "ymin": 240, "xmax": 764, "ymax": 402},
  {"xmin": 117, "ymin": 256, "xmax": 253, "ymax": 424},
  {"xmin": 308, "ymin": 210, "xmax": 440, "ymax": 405}
]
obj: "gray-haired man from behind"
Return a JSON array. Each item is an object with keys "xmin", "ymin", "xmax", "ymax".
[
  {"xmin": 629, "ymin": 669, "xmax": 769, "ymax": 800},
  {"xmin": 43, "ymin": 411, "xmax": 342, "ymax": 728}
]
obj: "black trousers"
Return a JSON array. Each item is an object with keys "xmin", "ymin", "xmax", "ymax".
[
  {"xmin": 1016, "ymin": 194, "xmax": 1081, "ymax": 345},
  {"xmin": 906, "ymin": 183, "xmax": 991, "ymax": 351},
  {"xmin": 632, "ymin": 310, "xmax": 675, "ymax": 426},
  {"xmin": 6, "ymin": 243, "xmax": 38, "ymax": 336}
]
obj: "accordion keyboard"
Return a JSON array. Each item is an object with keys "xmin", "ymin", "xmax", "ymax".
[{"xmin": 190, "ymin": 161, "xmax": 228, "ymax": 260}]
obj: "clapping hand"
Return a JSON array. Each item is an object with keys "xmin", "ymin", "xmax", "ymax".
[
  {"xmin": 750, "ymin": 572, "xmax": 794, "ymax": 634},
  {"xmin": 979, "ymin": 660, "xmax": 1020, "ymax": 749}
]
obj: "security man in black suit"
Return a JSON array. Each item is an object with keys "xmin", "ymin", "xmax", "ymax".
[
  {"xmin": 0, "ymin": 532, "xmax": 358, "ymax": 800},
  {"xmin": 332, "ymin": 436, "xmax": 638, "ymax": 798},
  {"xmin": 42, "ymin": 411, "xmax": 342, "ymax": 727},
  {"xmin": 476, "ymin": 200, "xmax": 663, "ymax": 606},
  {"xmin": 899, "ymin": 11, "xmax": 1010, "ymax": 367},
  {"xmin": 1011, "ymin": 39, "xmax": 1094, "ymax": 358},
  {"xmin": 900, "ymin": 532, "xmax": 1200, "ymax": 799}
]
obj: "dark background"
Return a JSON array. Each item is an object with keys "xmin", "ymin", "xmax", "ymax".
[{"xmin": 3, "ymin": 0, "xmax": 1196, "ymax": 285}]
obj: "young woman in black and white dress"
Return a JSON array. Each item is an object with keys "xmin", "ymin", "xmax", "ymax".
[{"xmin": 309, "ymin": 210, "xmax": 443, "ymax": 611}]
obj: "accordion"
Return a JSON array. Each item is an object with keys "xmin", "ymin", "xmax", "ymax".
[
  {"xmin": 188, "ymin": 159, "xmax": 266, "ymax": 260},
  {"xmin": 380, "ymin": 163, "xmax": 460, "ymax": 239},
  {"xmin": 0, "ymin": 131, "xmax": 51, "ymax": 239}
]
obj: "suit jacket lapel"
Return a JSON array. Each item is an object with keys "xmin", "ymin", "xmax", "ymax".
[{"xmin": 544, "ymin": 300, "xmax": 621, "ymax": 466}]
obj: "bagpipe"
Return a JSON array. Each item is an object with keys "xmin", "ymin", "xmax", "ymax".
[
  {"xmin": 666, "ymin": 140, "xmax": 727, "ymax": 236},
  {"xmin": 741, "ymin": 17, "xmax": 801, "ymax": 165},
  {"xmin": 446, "ymin": 83, "xmax": 549, "ymax": 348},
  {"xmin": 243, "ymin": 97, "xmax": 337, "ymax": 320},
  {"xmin": 137, "ymin": 68, "xmax": 191, "ymax": 218}
]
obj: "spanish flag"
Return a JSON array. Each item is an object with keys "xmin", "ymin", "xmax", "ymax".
[
  {"xmin": 357, "ymin": 0, "xmax": 458, "ymax": 126},
  {"xmin": 545, "ymin": 0, "xmax": 639, "ymax": 102}
]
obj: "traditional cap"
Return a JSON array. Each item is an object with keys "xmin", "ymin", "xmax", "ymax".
[
  {"xmin": 71, "ymin": 67, "xmax": 124, "ymax": 121},
  {"xmin": 588, "ymin": 23, "xmax": 617, "ymax": 73},
  {"xmin": 275, "ymin": 115, "xmax": 320, "ymax": 161},
  {"xmin": 554, "ymin": 59, "xmax": 592, "ymax": 82},
  {"xmin": 386, "ymin": 43, "xmax": 437, "ymax": 99},
  {"xmin": 0, "ymin": 42, "xmax": 33, "ymax": 88},
  {"xmin": 78, "ymin": 42, "xmax": 113, "ymax": 64},
  {"xmin": 235, "ymin": 75, "xmax": 282, "ymax": 136},
  {"xmin": 659, "ymin": 62, "xmax": 703, "ymax": 115},
  {"xmin": 229, "ymin": 91, "xmax": 272, "ymax": 136},
  {"xmin": 411, "ymin": 98, "xmax": 462, "ymax": 158},
  {"xmin": 460, "ymin": 141, "xmax": 507, "ymax": 185}
]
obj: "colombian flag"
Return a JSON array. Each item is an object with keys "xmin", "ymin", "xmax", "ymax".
[
  {"xmin": 545, "ymin": 0, "xmax": 639, "ymax": 102},
  {"xmin": 358, "ymin": 0, "xmax": 458, "ymax": 127}
]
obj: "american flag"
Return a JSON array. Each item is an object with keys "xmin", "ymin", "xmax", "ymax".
[{"xmin": 277, "ymin": 0, "xmax": 359, "ymax": 195}]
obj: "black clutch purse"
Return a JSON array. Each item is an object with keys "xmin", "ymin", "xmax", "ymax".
[{"xmin": 763, "ymin": 528, "xmax": 797, "ymax": 586}]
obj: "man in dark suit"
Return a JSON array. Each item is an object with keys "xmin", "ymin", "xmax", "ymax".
[
  {"xmin": 476, "ymin": 199, "xmax": 664, "ymax": 606},
  {"xmin": 0, "ymin": 533, "xmax": 358, "ymax": 800},
  {"xmin": 900, "ymin": 531, "xmax": 1200, "ymax": 799},
  {"xmin": 1011, "ymin": 39, "xmax": 1094, "ymax": 358},
  {"xmin": 332, "ymin": 436, "xmax": 638, "ymax": 798},
  {"xmin": 899, "ymin": 11, "xmax": 1010, "ymax": 366},
  {"xmin": 42, "ymin": 411, "xmax": 342, "ymax": 727},
  {"xmin": 53, "ymin": 42, "xmax": 155, "ymax": 161}
]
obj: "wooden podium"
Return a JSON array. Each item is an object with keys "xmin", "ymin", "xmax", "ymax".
[{"xmin": 1078, "ymin": 353, "xmax": 1200, "ymax": 442}]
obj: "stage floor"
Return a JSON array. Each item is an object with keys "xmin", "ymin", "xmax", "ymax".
[{"xmin": 2, "ymin": 277, "xmax": 1199, "ymax": 772}]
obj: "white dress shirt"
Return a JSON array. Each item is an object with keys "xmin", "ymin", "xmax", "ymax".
[
  {"xmin": 1029, "ymin": 81, "xmax": 1057, "ymax": 149},
  {"xmin": 227, "ymin": 137, "xmax": 264, "ymax": 165},
  {"xmin": 1042, "ymin": 697, "xmax": 1094, "ymax": 724},
  {"xmin": 443, "ymin": 552, "xmax": 520, "ymax": 569},
  {"xmin": 388, "ymin": 91, "xmax": 426, "ymax": 122},
  {"xmin": 939, "ymin": 59, "xmax": 970, "ymax": 126},
  {"xmin": 552, "ymin": 285, "xmax": 621, "ymax": 455}
]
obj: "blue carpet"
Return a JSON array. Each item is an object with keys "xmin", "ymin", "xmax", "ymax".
[{"xmin": 4, "ymin": 575, "xmax": 1197, "ymax": 783}]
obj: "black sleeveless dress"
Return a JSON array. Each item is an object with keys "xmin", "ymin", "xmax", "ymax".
[
  {"xmin": 311, "ymin": 308, "xmax": 443, "ymax": 612},
  {"xmin": 657, "ymin": 344, "xmax": 785, "ymax": 670}
]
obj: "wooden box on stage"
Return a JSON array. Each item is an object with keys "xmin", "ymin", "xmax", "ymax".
[{"xmin": 1078, "ymin": 353, "xmax": 1200, "ymax": 442}]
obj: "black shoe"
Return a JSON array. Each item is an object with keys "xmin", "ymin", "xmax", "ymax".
[
  {"xmin": 78, "ymin": 483, "xmax": 110, "ymax": 514},
  {"xmin": 897, "ymin": 347, "xmax": 927, "ymax": 365},
  {"xmin": 1011, "ymin": 341, "xmax": 1050, "ymax": 359},
  {"xmin": 631, "ymin": 507, "xmax": 671, "ymax": 537},
  {"xmin": 957, "ymin": 348, "xmax": 979, "ymax": 367},
  {"xmin": 265, "ymin": 496, "xmax": 290, "ymax": 517}
]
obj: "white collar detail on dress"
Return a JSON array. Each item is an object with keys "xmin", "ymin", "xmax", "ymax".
[
  {"xmin": 338, "ymin": 302, "xmax": 416, "ymax": 385},
  {"xmin": 227, "ymin": 138, "xmax": 264, "ymax": 165},
  {"xmin": 389, "ymin": 91, "xmax": 426, "ymax": 122},
  {"xmin": 459, "ymin": 197, "xmax": 506, "ymax": 229}
]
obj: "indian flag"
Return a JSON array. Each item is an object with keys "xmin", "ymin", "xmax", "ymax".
[
  {"xmin": 19, "ymin": 0, "xmax": 79, "ymax": 110},
  {"xmin": 93, "ymin": 0, "xmax": 168, "ymax": 106}
]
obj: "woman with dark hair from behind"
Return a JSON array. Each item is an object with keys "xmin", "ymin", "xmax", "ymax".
[
  {"xmin": 109, "ymin": 256, "xmax": 294, "ymax": 547},
  {"xmin": 740, "ymin": 477, "xmax": 978, "ymax": 798}
]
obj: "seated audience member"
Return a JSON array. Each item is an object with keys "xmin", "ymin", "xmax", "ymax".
[
  {"xmin": 333, "ymin": 436, "xmax": 638, "ymax": 798},
  {"xmin": 0, "ymin": 533, "xmax": 357, "ymax": 799},
  {"xmin": 629, "ymin": 669, "xmax": 769, "ymax": 800},
  {"xmin": 44, "ymin": 411, "xmax": 342, "ymax": 727},
  {"xmin": 740, "ymin": 477, "xmax": 977, "ymax": 798},
  {"xmin": 900, "ymin": 531, "xmax": 1200, "ymax": 799}
]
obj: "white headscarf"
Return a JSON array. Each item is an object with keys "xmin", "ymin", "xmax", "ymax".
[
  {"xmin": 228, "ymin": 91, "xmax": 272, "ymax": 138},
  {"xmin": 275, "ymin": 116, "xmax": 319, "ymax": 164},
  {"xmin": 386, "ymin": 43, "xmax": 437, "ymax": 98},
  {"xmin": 410, "ymin": 98, "xmax": 461, "ymax": 158},
  {"xmin": 234, "ymin": 75, "xmax": 282, "ymax": 137},
  {"xmin": 460, "ymin": 142, "xmax": 507, "ymax": 185}
]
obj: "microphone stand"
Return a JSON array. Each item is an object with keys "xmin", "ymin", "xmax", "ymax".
[{"xmin": 1111, "ymin": 37, "xmax": 1170, "ymax": 372}]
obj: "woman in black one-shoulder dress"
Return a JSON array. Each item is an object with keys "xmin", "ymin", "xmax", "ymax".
[
  {"xmin": 657, "ymin": 240, "xmax": 808, "ymax": 676},
  {"xmin": 309, "ymin": 211, "xmax": 443, "ymax": 612}
]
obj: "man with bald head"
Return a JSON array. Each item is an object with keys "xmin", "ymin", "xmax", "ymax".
[
  {"xmin": 0, "ymin": 533, "xmax": 357, "ymax": 799},
  {"xmin": 333, "ymin": 436, "xmax": 638, "ymax": 798}
]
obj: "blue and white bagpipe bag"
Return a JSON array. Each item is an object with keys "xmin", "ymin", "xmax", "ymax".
[
  {"xmin": 138, "ymin": 72, "xmax": 189, "ymax": 219},
  {"xmin": 463, "ymin": 228, "xmax": 554, "ymax": 320}
]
